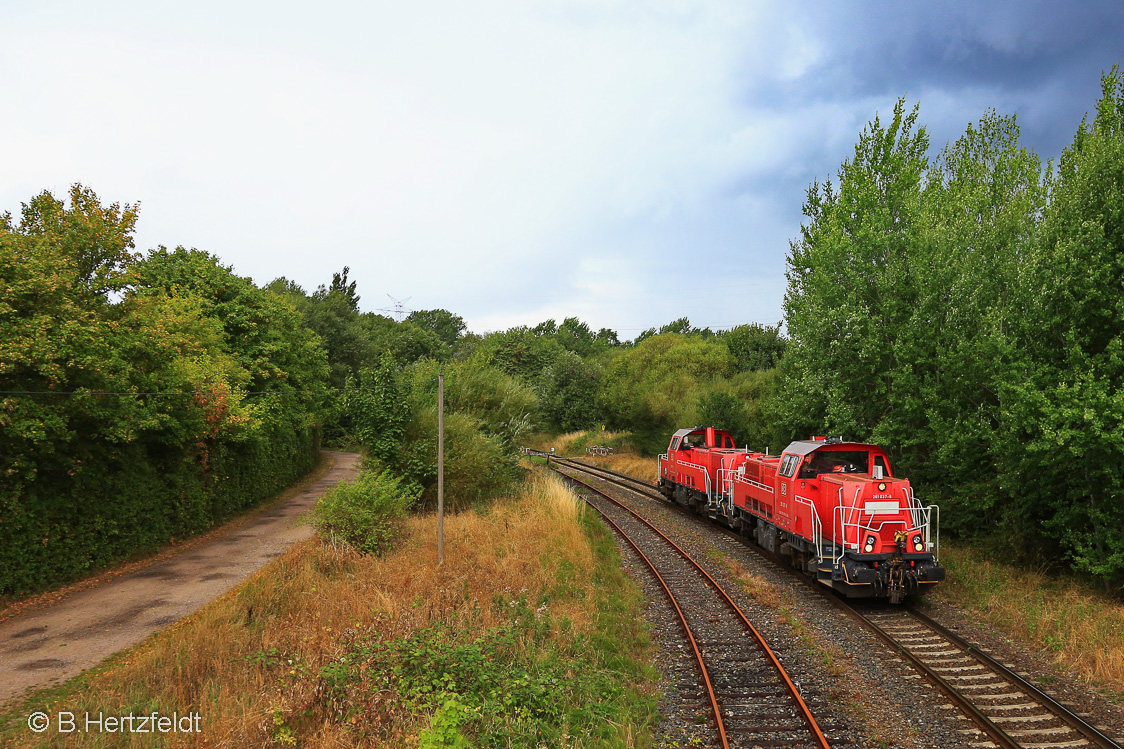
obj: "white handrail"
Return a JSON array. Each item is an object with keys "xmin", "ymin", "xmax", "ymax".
[
  {"xmin": 832, "ymin": 486, "xmax": 940, "ymax": 562},
  {"xmin": 794, "ymin": 494, "xmax": 823, "ymax": 558}
]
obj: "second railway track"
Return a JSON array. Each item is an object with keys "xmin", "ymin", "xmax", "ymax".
[
  {"xmin": 551, "ymin": 462, "xmax": 838, "ymax": 749},
  {"xmin": 548, "ymin": 455, "xmax": 1123, "ymax": 749}
]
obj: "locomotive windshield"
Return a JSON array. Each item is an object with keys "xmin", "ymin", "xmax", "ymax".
[{"xmin": 799, "ymin": 450, "xmax": 870, "ymax": 478}]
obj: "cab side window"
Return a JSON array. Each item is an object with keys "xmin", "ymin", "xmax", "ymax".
[
  {"xmin": 779, "ymin": 454, "xmax": 800, "ymax": 478},
  {"xmin": 670, "ymin": 437, "xmax": 682, "ymax": 451},
  {"xmin": 874, "ymin": 455, "xmax": 890, "ymax": 476}
]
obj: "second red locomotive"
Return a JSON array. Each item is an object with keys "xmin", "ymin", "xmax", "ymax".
[{"xmin": 657, "ymin": 426, "xmax": 944, "ymax": 602}]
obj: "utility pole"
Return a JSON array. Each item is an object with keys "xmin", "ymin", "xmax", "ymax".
[{"xmin": 437, "ymin": 372, "xmax": 444, "ymax": 565}]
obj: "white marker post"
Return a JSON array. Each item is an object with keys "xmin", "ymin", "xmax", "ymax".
[{"xmin": 437, "ymin": 372, "xmax": 444, "ymax": 565}]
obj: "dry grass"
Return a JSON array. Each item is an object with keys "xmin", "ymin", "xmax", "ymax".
[
  {"xmin": 716, "ymin": 553, "xmax": 784, "ymax": 610},
  {"xmin": 586, "ymin": 454, "xmax": 659, "ymax": 484},
  {"xmin": 935, "ymin": 542, "xmax": 1124, "ymax": 698},
  {"xmin": 1, "ymin": 473, "xmax": 606, "ymax": 747},
  {"xmin": 535, "ymin": 430, "xmax": 629, "ymax": 456}
]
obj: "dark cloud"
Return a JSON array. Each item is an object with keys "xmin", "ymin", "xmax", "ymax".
[{"xmin": 743, "ymin": 2, "xmax": 1124, "ymax": 158}]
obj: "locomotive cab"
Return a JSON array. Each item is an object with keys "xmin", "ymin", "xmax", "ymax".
[
  {"xmin": 779, "ymin": 437, "xmax": 944, "ymax": 602},
  {"xmin": 658, "ymin": 426, "xmax": 748, "ymax": 518}
]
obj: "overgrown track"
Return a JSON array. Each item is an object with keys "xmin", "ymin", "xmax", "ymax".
[
  {"xmin": 551, "ymin": 463, "xmax": 835, "ymax": 749},
  {"xmin": 549, "ymin": 456, "xmax": 1124, "ymax": 749}
]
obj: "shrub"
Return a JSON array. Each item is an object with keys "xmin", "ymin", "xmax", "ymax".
[{"xmin": 313, "ymin": 471, "xmax": 420, "ymax": 555}]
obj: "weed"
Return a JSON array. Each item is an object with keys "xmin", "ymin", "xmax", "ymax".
[{"xmin": 313, "ymin": 470, "xmax": 420, "ymax": 555}]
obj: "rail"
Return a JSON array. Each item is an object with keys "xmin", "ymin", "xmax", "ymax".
[{"xmin": 551, "ymin": 464, "xmax": 831, "ymax": 749}]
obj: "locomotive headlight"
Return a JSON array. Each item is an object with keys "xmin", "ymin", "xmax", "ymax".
[
  {"xmin": 878, "ymin": 482, "xmax": 887, "ymax": 492},
  {"xmin": 863, "ymin": 535, "xmax": 876, "ymax": 553},
  {"xmin": 912, "ymin": 534, "xmax": 924, "ymax": 552}
]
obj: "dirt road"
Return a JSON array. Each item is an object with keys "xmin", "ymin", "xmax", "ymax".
[{"xmin": 0, "ymin": 451, "xmax": 361, "ymax": 707}]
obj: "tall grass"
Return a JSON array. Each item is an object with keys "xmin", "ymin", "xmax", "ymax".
[
  {"xmin": 0, "ymin": 472, "xmax": 655, "ymax": 746},
  {"xmin": 587, "ymin": 454, "xmax": 659, "ymax": 483},
  {"xmin": 535, "ymin": 430, "xmax": 632, "ymax": 456},
  {"xmin": 935, "ymin": 542, "xmax": 1124, "ymax": 698}
]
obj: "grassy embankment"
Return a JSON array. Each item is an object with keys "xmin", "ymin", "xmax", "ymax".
[
  {"xmin": 0, "ymin": 471, "xmax": 659, "ymax": 747},
  {"xmin": 533, "ymin": 431, "xmax": 658, "ymax": 483},
  {"xmin": 551, "ymin": 432, "xmax": 1124, "ymax": 702}
]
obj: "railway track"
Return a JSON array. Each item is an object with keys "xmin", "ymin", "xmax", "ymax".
[
  {"xmin": 550, "ymin": 463, "xmax": 836, "ymax": 749},
  {"xmin": 852, "ymin": 607, "xmax": 1120, "ymax": 749},
  {"xmin": 547, "ymin": 455, "xmax": 1123, "ymax": 749}
]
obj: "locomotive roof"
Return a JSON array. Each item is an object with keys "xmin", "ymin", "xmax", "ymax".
[
  {"xmin": 782, "ymin": 439, "xmax": 877, "ymax": 456},
  {"xmin": 671, "ymin": 426, "xmax": 732, "ymax": 439}
]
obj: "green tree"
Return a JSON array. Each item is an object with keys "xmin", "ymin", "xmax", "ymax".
[
  {"xmin": 407, "ymin": 309, "xmax": 466, "ymax": 349},
  {"xmin": 917, "ymin": 109, "xmax": 1048, "ymax": 528},
  {"xmin": 0, "ymin": 188, "xmax": 327, "ymax": 594},
  {"xmin": 723, "ymin": 323, "xmax": 786, "ymax": 372},
  {"xmin": 132, "ymin": 247, "xmax": 328, "ymax": 395},
  {"xmin": 304, "ymin": 287, "xmax": 375, "ymax": 389},
  {"xmin": 323, "ymin": 266, "xmax": 360, "ymax": 310},
  {"xmin": 778, "ymin": 98, "xmax": 929, "ymax": 453},
  {"xmin": 340, "ymin": 353, "xmax": 411, "ymax": 465},
  {"xmin": 538, "ymin": 350, "xmax": 601, "ymax": 432},
  {"xmin": 599, "ymin": 333, "xmax": 736, "ymax": 452},
  {"xmin": 11, "ymin": 183, "xmax": 139, "ymax": 300},
  {"xmin": 1001, "ymin": 66, "xmax": 1124, "ymax": 586},
  {"xmin": 475, "ymin": 327, "xmax": 565, "ymax": 383}
]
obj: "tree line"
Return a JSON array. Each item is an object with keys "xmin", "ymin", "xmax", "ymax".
[
  {"xmin": 1, "ymin": 190, "xmax": 326, "ymax": 594},
  {"xmin": 0, "ymin": 183, "xmax": 786, "ymax": 595}
]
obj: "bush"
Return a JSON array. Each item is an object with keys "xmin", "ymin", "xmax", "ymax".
[{"xmin": 313, "ymin": 471, "xmax": 420, "ymax": 555}]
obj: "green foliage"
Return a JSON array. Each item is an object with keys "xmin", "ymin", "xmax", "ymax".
[
  {"xmin": 399, "ymin": 359, "xmax": 536, "ymax": 509},
  {"xmin": 322, "ymin": 266, "xmax": 360, "ymax": 310},
  {"xmin": 313, "ymin": 470, "xmax": 419, "ymax": 555},
  {"xmin": 0, "ymin": 186, "xmax": 326, "ymax": 596},
  {"xmin": 303, "ymin": 287, "xmax": 375, "ymax": 391},
  {"xmin": 697, "ymin": 390, "xmax": 748, "ymax": 444},
  {"xmin": 364, "ymin": 314, "xmax": 449, "ymax": 366},
  {"xmin": 779, "ymin": 97, "xmax": 930, "ymax": 448},
  {"xmin": 10, "ymin": 184, "xmax": 139, "ymax": 300},
  {"xmin": 407, "ymin": 308, "xmax": 467, "ymax": 349},
  {"xmin": 599, "ymin": 333, "xmax": 737, "ymax": 452},
  {"xmin": 132, "ymin": 247, "xmax": 329, "ymax": 396},
  {"xmin": 475, "ymin": 327, "xmax": 566, "ymax": 383},
  {"xmin": 723, "ymin": 323, "xmax": 786, "ymax": 372},
  {"xmin": 778, "ymin": 68, "xmax": 1124, "ymax": 588},
  {"xmin": 996, "ymin": 66, "xmax": 1124, "ymax": 585},
  {"xmin": 339, "ymin": 354, "xmax": 410, "ymax": 464},
  {"xmin": 537, "ymin": 350, "xmax": 601, "ymax": 432},
  {"xmin": 419, "ymin": 697, "xmax": 471, "ymax": 749}
]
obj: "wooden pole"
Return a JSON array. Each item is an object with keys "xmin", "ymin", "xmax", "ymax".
[{"xmin": 437, "ymin": 372, "xmax": 444, "ymax": 565}]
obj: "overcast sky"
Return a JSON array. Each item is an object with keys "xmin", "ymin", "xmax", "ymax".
[{"xmin": 4, "ymin": 1, "xmax": 1122, "ymax": 338}]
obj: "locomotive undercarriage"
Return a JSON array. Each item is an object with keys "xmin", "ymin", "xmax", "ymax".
[{"xmin": 658, "ymin": 478, "xmax": 944, "ymax": 602}]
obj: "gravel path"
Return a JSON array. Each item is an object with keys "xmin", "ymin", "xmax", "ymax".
[{"xmin": 0, "ymin": 451, "xmax": 361, "ymax": 707}]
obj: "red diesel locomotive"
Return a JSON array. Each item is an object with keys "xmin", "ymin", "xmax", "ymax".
[{"xmin": 657, "ymin": 426, "xmax": 944, "ymax": 602}]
